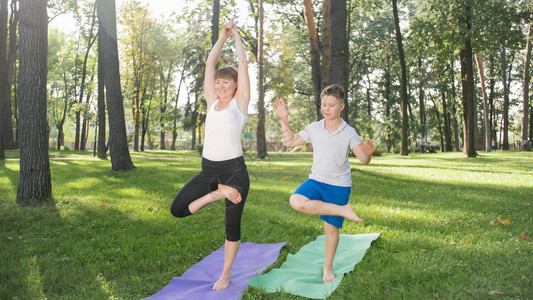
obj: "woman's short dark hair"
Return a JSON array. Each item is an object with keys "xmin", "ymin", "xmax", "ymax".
[
  {"xmin": 214, "ymin": 66, "xmax": 238, "ymax": 82},
  {"xmin": 320, "ymin": 84, "xmax": 345, "ymax": 102}
]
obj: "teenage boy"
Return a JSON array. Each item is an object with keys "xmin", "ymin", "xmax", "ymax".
[{"xmin": 273, "ymin": 84, "xmax": 375, "ymax": 283}]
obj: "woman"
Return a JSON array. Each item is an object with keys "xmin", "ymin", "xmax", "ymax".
[{"xmin": 170, "ymin": 19, "xmax": 250, "ymax": 291}]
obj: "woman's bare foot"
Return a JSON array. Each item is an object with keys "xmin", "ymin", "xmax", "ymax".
[
  {"xmin": 323, "ymin": 267, "xmax": 336, "ymax": 283},
  {"xmin": 343, "ymin": 204, "xmax": 364, "ymax": 223},
  {"xmin": 217, "ymin": 184, "xmax": 241, "ymax": 204},
  {"xmin": 213, "ymin": 274, "xmax": 231, "ymax": 290}
]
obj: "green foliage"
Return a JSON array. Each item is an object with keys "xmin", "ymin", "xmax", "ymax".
[{"xmin": 1, "ymin": 151, "xmax": 532, "ymax": 298}]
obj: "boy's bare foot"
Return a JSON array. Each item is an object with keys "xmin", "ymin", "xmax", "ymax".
[
  {"xmin": 217, "ymin": 184, "xmax": 241, "ymax": 204},
  {"xmin": 344, "ymin": 204, "xmax": 364, "ymax": 223},
  {"xmin": 323, "ymin": 268, "xmax": 336, "ymax": 283},
  {"xmin": 213, "ymin": 274, "xmax": 231, "ymax": 290}
]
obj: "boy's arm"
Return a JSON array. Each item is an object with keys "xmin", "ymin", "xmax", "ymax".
[
  {"xmin": 274, "ymin": 97, "xmax": 306, "ymax": 147},
  {"xmin": 352, "ymin": 139, "xmax": 376, "ymax": 165}
]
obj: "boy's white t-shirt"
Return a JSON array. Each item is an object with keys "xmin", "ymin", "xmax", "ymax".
[
  {"xmin": 298, "ymin": 119, "xmax": 361, "ymax": 187},
  {"xmin": 202, "ymin": 99, "xmax": 248, "ymax": 161}
]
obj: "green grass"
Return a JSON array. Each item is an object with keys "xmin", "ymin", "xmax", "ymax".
[{"xmin": 1, "ymin": 150, "xmax": 531, "ymax": 299}]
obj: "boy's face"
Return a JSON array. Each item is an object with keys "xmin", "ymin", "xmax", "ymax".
[{"xmin": 320, "ymin": 95, "xmax": 345, "ymax": 120}]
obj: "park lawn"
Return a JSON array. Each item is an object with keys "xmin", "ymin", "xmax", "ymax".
[{"xmin": 0, "ymin": 150, "xmax": 531, "ymax": 299}]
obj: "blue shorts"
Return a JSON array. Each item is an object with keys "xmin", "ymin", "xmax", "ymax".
[{"xmin": 292, "ymin": 179, "xmax": 351, "ymax": 228}]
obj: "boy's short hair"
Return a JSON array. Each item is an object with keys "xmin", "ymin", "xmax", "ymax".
[
  {"xmin": 320, "ymin": 84, "xmax": 345, "ymax": 103},
  {"xmin": 214, "ymin": 66, "xmax": 238, "ymax": 82}
]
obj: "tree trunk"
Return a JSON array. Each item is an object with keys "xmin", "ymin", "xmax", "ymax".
[
  {"xmin": 302, "ymin": 0, "xmax": 322, "ymax": 120},
  {"xmin": 430, "ymin": 92, "xmax": 444, "ymax": 151},
  {"xmin": 449, "ymin": 61, "xmax": 461, "ymax": 151},
  {"xmin": 141, "ymin": 88, "xmax": 152, "ymax": 152},
  {"xmin": 384, "ymin": 54, "xmax": 392, "ymax": 153},
  {"xmin": 190, "ymin": 94, "xmax": 198, "ymax": 150},
  {"xmin": 458, "ymin": 3, "xmax": 477, "ymax": 157},
  {"xmin": 77, "ymin": 5, "xmax": 97, "ymax": 151},
  {"xmin": 441, "ymin": 84, "xmax": 452, "ymax": 151},
  {"xmin": 16, "ymin": 0, "xmax": 52, "ymax": 204},
  {"xmin": 488, "ymin": 54, "xmax": 497, "ymax": 148},
  {"xmin": 97, "ymin": 22, "xmax": 107, "ymax": 159},
  {"xmin": 329, "ymin": 0, "xmax": 349, "ymax": 122},
  {"xmin": 55, "ymin": 65, "xmax": 71, "ymax": 151},
  {"xmin": 530, "ymin": 106, "xmax": 533, "ymax": 142},
  {"xmin": 256, "ymin": 0, "xmax": 267, "ymax": 159},
  {"xmin": 160, "ymin": 70, "xmax": 171, "ymax": 150},
  {"xmin": 0, "ymin": 134, "xmax": 4, "ymax": 159},
  {"xmin": 132, "ymin": 76, "xmax": 141, "ymax": 151},
  {"xmin": 392, "ymin": 0, "xmax": 409, "ymax": 156},
  {"xmin": 500, "ymin": 42, "xmax": 510, "ymax": 150},
  {"xmin": 0, "ymin": 0, "xmax": 15, "ymax": 150},
  {"xmin": 418, "ymin": 57, "xmax": 427, "ymax": 140},
  {"xmin": 96, "ymin": 0, "xmax": 135, "ymax": 171},
  {"xmin": 321, "ymin": 0, "xmax": 331, "ymax": 91},
  {"xmin": 522, "ymin": 19, "xmax": 532, "ymax": 151},
  {"xmin": 474, "ymin": 53, "xmax": 492, "ymax": 152},
  {"xmin": 211, "ymin": 0, "xmax": 219, "ymax": 47},
  {"xmin": 171, "ymin": 75, "xmax": 184, "ymax": 151}
]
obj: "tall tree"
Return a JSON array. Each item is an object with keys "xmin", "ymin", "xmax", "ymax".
[
  {"xmin": 211, "ymin": 0, "xmax": 220, "ymax": 48},
  {"xmin": 458, "ymin": 2, "xmax": 477, "ymax": 157},
  {"xmin": 328, "ymin": 0, "xmax": 349, "ymax": 121},
  {"xmin": 392, "ymin": 0, "xmax": 409, "ymax": 156},
  {"xmin": 418, "ymin": 57, "xmax": 427, "ymax": 141},
  {"xmin": 500, "ymin": 42, "xmax": 510, "ymax": 150},
  {"xmin": 16, "ymin": 0, "xmax": 51, "ymax": 204},
  {"xmin": 522, "ymin": 10, "xmax": 532, "ymax": 151},
  {"xmin": 97, "ymin": 20, "xmax": 106, "ymax": 159},
  {"xmin": 0, "ymin": 0, "xmax": 15, "ymax": 150},
  {"xmin": 74, "ymin": 3, "xmax": 97, "ymax": 151},
  {"xmin": 48, "ymin": 30, "xmax": 74, "ymax": 151},
  {"xmin": 119, "ymin": 0, "xmax": 155, "ymax": 152},
  {"xmin": 302, "ymin": 0, "xmax": 322, "ymax": 120},
  {"xmin": 475, "ymin": 53, "xmax": 492, "ymax": 152},
  {"xmin": 256, "ymin": 0, "xmax": 267, "ymax": 158},
  {"xmin": 96, "ymin": 0, "xmax": 135, "ymax": 171}
]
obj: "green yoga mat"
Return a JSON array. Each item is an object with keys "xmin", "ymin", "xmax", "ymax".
[{"xmin": 247, "ymin": 233, "xmax": 380, "ymax": 299}]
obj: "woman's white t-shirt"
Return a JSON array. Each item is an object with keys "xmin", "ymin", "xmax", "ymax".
[{"xmin": 202, "ymin": 99, "xmax": 248, "ymax": 161}]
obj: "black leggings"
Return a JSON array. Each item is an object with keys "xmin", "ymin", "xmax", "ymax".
[{"xmin": 170, "ymin": 156, "xmax": 249, "ymax": 242}]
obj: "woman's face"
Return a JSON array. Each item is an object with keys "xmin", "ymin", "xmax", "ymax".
[{"xmin": 215, "ymin": 77, "xmax": 237, "ymax": 100}]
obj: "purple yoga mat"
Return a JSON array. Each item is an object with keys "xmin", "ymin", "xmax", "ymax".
[{"xmin": 144, "ymin": 241, "xmax": 286, "ymax": 300}]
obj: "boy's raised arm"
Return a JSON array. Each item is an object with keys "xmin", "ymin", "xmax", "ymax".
[
  {"xmin": 274, "ymin": 97, "xmax": 305, "ymax": 148},
  {"xmin": 352, "ymin": 139, "xmax": 376, "ymax": 165}
]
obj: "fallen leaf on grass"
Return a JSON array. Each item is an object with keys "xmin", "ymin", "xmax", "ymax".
[
  {"xmin": 498, "ymin": 217, "xmax": 511, "ymax": 225},
  {"xmin": 521, "ymin": 233, "xmax": 530, "ymax": 240},
  {"xmin": 282, "ymin": 176, "xmax": 289, "ymax": 181},
  {"xmin": 524, "ymin": 202, "xmax": 530, "ymax": 207},
  {"xmin": 7, "ymin": 236, "xmax": 13, "ymax": 240}
]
